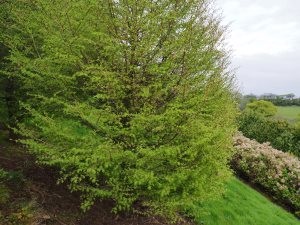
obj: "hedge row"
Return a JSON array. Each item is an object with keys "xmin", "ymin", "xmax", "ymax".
[
  {"xmin": 238, "ymin": 112, "xmax": 300, "ymax": 157},
  {"xmin": 232, "ymin": 133, "xmax": 300, "ymax": 217}
]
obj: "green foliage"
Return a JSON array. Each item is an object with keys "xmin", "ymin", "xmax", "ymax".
[
  {"xmin": 0, "ymin": 4, "xmax": 19, "ymax": 135},
  {"xmin": 0, "ymin": 83, "xmax": 8, "ymax": 127},
  {"xmin": 0, "ymin": 168, "xmax": 35, "ymax": 225},
  {"xmin": 0, "ymin": 169, "xmax": 24, "ymax": 201},
  {"xmin": 245, "ymin": 100, "xmax": 277, "ymax": 117},
  {"xmin": 0, "ymin": 45, "xmax": 10, "ymax": 131},
  {"xmin": 1, "ymin": 0, "xmax": 237, "ymax": 217},
  {"xmin": 239, "ymin": 111, "xmax": 300, "ymax": 157},
  {"xmin": 2, "ymin": 202, "xmax": 35, "ymax": 225},
  {"xmin": 233, "ymin": 134, "xmax": 300, "ymax": 217},
  {"xmin": 268, "ymin": 96, "xmax": 300, "ymax": 107},
  {"xmin": 0, "ymin": 168, "xmax": 8, "ymax": 180},
  {"xmin": 0, "ymin": 168, "xmax": 10, "ymax": 204}
]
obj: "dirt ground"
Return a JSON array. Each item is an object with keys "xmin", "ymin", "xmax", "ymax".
[{"xmin": 0, "ymin": 142, "xmax": 194, "ymax": 225}]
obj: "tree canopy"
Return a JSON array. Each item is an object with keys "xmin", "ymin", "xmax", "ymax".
[
  {"xmin": 245, "ymin": 100, "xmax": 277, "ymax": 117},
  {"xmin": 0, "ymin": 0, "xmax": 237, "ymax": 218}
]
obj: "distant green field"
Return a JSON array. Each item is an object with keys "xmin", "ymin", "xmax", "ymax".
[
  {"xmin": 276, "ymin": 106, "xmax": 300, "ymax": 123},
  {"xmin": 193, "ymin": 178, "xmax": 299, "ymax": 225}
]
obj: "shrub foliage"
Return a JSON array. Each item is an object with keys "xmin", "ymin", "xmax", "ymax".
[
  {"xmin": 233, "ymin": 134, "xmax": 300, "ymax": 217},
  {"xmin": 1, "ymin": 0, "xmax": 237, "ymax": 216},
  {"xmin": 245, "ymin": 100, "xmax": 277, "ymax": 117},
  {"xmin": 0, "ymin": 168, "xmax": 10, "ymax": 205},
  {"xmin": 239, "ymin": 111, "xmax": 300, "ymax": 157}
]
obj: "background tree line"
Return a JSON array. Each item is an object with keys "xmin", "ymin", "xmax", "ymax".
[{"xmin": 240, "ymin": 94, "xmax": 300, "ymax": 109}]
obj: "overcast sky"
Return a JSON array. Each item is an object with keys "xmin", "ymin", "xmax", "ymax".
[{"xmin": 216, "ymin": 0, "xmax": 300, "ymax": 96}]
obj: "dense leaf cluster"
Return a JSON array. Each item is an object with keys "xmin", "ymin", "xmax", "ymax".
[
  {"xmin": 0, "ymin": 168, "xmax": 12, "ymax": 205},
  {"xmin": 245, "ymin": 100, "xmax": 277, "ymax": 117},
  {"xmin": 239, "ymin": 111, "xmax": 300, "ymax": 157},
  {"xmin": 233, "ymin": 134, "xmax": 300, "ymax": 217},
  {"xmin": 1, "ymin": 0, "xmax": 237, "ymax": 217}
]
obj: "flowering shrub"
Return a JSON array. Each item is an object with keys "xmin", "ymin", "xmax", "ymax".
[{"xmin": 232, "ymin": 133, "xmax": 300, "ymax": 217}]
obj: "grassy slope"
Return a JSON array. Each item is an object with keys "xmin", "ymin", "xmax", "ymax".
[
  {"xmin": 1, "ymin": 140, "xmax": 299, "ymax": 225},
  {"xmin": 193, "ymin": 178, "xmax": 299, "ymax": 225},
  {"xmin": 276, "ymin": 106, "xmax": 300, "ymax": 123}
]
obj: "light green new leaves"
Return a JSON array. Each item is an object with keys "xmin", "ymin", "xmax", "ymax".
[{"xmin": 1, "ymin": 0, "xmax": 237, "ymax": 219}]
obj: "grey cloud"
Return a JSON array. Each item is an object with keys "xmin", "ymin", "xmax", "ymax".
[
  {"xmin": 216, "ymin": 0, "xmax": 300, "ymax": 96},
  {"xmin": 235, "ymin": 51, "xmax": 300, "ymax": 96}
]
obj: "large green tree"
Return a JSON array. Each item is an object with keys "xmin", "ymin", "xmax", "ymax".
[{"xmin": 1, "ymin": 0, "xmax": 237, "ymax": 218}]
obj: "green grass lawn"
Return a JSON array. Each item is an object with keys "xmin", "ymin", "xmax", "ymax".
[
  {"xmin": 275, "ymin": 106, "xmax": 300, "ymax": 123},
  {"xmin": 193, "ymin": 178, "xmax": 300, "ymax": 225}
]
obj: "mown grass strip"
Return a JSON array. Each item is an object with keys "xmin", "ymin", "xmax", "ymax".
[{"xmin": 193, "ymin": 178, "xmax": 299, "ymax": 225}]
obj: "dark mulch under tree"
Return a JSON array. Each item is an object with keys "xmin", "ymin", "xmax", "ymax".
[{"xmin": 0, "ymin": 142, "xmax": 194, "ymax": 225}]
